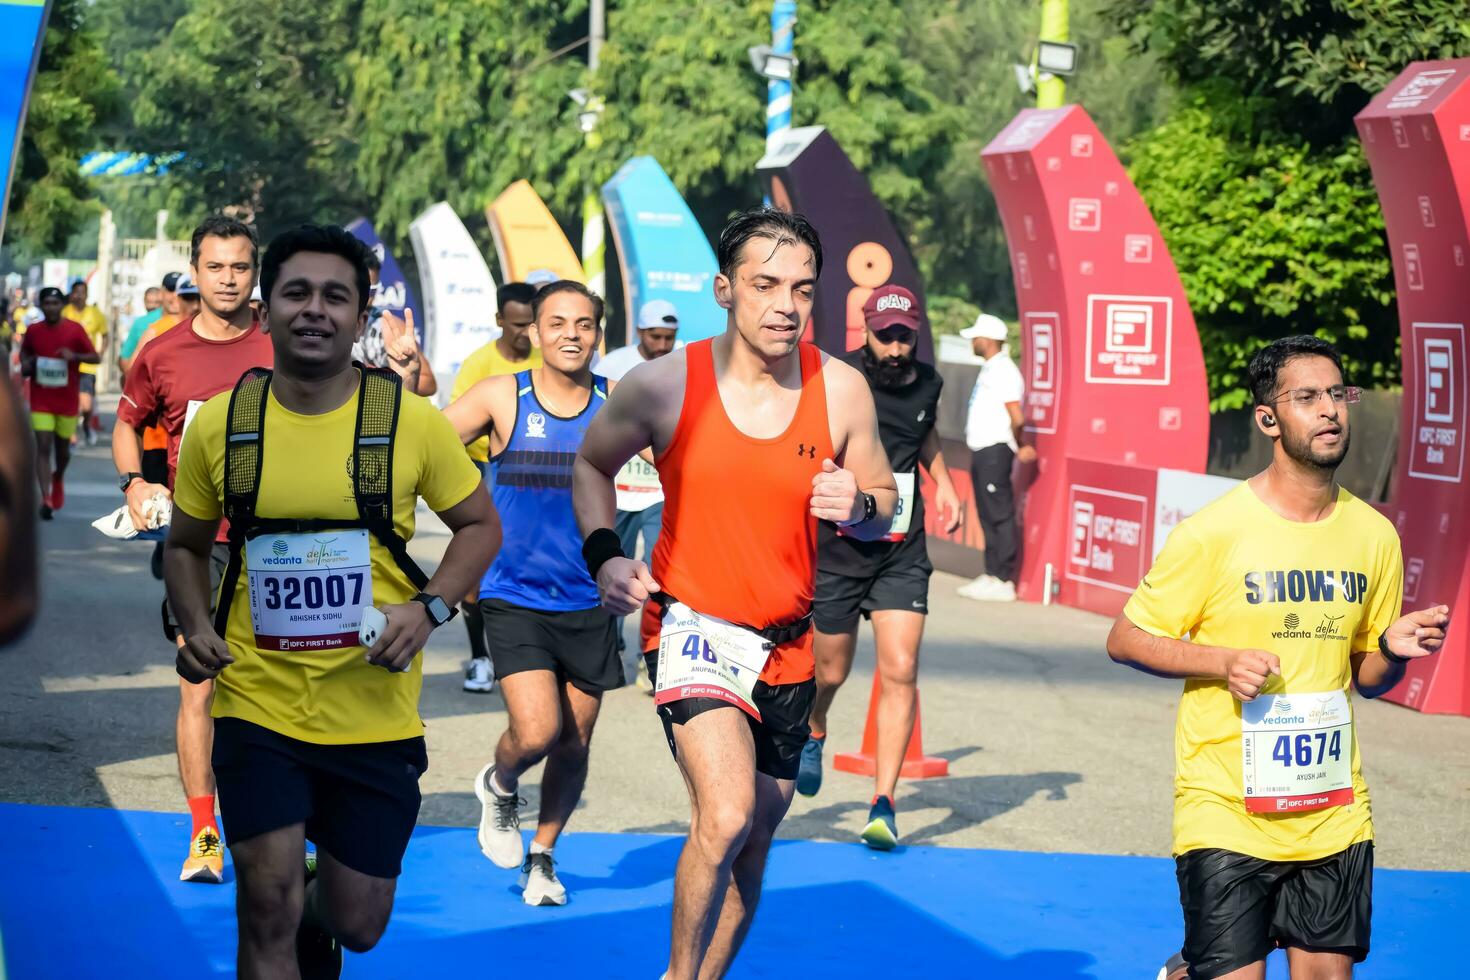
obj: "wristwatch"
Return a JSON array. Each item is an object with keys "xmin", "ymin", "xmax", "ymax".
[
  {"xmin": 412, "ymin": 592, "xmax": 457, "ymax": 628},
  {"xmin": 118, "ymin": 472, "xmax": 145, "ymax": 493},
  {"xmin": 841, "ymin": 492, "xmax": 877, "ymax": 527}
]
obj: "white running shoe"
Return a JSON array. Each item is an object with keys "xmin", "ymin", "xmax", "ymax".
[
  {"xmin": 463, "ymin": 657, "xmax": 494, "ymax": 694},
  {"xmin": 518, "ymin": 851, "xmax": 568, "ymax": 906},
  {"xmin": 957, "ymin": 575, "xmax": 1017, "ymax": 602},
  {"xmin": 474, "ymin": 764, "xmax": 524, "ymax": 868}
]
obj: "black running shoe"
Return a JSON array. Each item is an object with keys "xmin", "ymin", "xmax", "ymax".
[{"xmin": 296, "ymin": 854, "xmax": 342, "ymax": 980}]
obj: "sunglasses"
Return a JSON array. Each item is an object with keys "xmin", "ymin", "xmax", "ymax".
[{"xmin": 871, "ymin": 325, "xmax": 918, "ymax": 344}]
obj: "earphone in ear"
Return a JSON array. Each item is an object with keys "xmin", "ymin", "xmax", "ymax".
[{"xmin": 1263, "ymin": 414, "xmax": 1276, "ymax": 426}]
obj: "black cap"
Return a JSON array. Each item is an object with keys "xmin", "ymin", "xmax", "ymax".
[
  {"xmin": 162, "ymin": 272, "xmax": 182, "ymax": 291},
  {"xmin": 38, "ymin": 287, "xmax": 64, "ymax": 302}
]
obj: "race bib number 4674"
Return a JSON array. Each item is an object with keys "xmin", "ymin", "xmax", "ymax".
[
  {"xmin": 245, "ymin": 531, "xmax": 373, "ymax": 652},
  {"xmin": 1241, "ymin": 690, "xmax": 1354, "ymax": 814}
]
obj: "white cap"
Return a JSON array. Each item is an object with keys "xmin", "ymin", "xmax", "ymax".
[
  {"xmin": 637, "ymin": 299, "xmax": 679, "ymax": 330},
  {"xmin": 250, "ymin": 283, "xmax": 263, "ymax": 302},
  {"xmin": 959, "ymin": 312, "xmax": 1008, "ymax": 341},
  {"xmin": 176, "ymin": 273, "xmax": 200, "ymax": 298}
]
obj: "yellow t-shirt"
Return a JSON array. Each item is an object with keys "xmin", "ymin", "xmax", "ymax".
[
  {"xmin": 173, "ymin": 374, "xmax": 483, "ymax": 744},
  {"xmin": 1123, "ymin": 483, "xmax": 1403, "ymax": 862},
  {"xmin": 63, "ymin": 303, "xmax": 108, "ymax": 375},
  {"xmin": 450, "ymin": 341, "xmax": 541, "ymax": 462}
]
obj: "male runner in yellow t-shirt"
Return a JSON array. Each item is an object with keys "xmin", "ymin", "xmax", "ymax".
[
  {"xmin": 449, "ymin": 280, "xmax": 540, "ymax": 693},
  {"xmin": 63, "ymin": 279, "xmax": 108, "ymax": 445},
  {"xmin": 1107, "ymin": 335, "xmax": 1450, "ymax": 980},
  {"xmin": 165, "ymin": 224, "xmax": 498, "ymax": 976}
]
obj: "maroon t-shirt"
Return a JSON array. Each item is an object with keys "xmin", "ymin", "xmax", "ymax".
[
  {"xmin": 20, "ymin": 318, "xmax": 95, "ymax": 416},
  {"xmin": 118, "ymin": 315, "xmax": 274, "ymax": 481}
]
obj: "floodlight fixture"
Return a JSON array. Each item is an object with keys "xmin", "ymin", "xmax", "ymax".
[
  {"xmin": 1036, "ymin": 40, "xmax": 1078, "ymax": 76},
  {"xmin": 747, "ymin": 44, "xmax": 797, "ymax": 83}
]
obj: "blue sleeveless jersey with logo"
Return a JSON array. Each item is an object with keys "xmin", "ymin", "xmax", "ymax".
[{"xmin": 480, "ymin": 371, "xmax": 608, "ymax": 611}]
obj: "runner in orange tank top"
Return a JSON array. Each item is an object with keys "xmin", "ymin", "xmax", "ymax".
[{"xmin": 573, "ymin": 208, "xmax": 898, "ymax": 980}]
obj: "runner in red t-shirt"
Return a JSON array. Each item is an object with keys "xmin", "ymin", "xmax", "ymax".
[
  {"xmin": 573, "ymin": 209, "xmax": 898, "ymax": 980},
  {"xmin": 110, "ymin": 215, "xmax": 270, "ymax": 885},
  {"xmin": 18, "ymin": 287, "xmax": 99, "ymax": 519}
]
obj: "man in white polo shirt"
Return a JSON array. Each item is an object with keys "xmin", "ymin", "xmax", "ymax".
[
  {"xmin": 594, "ymin": 299, "xmax": 681, "ymax": 685},
  {"xmin": 956, "ymin": 313, "xmax": 1034, "ymax": 602}
]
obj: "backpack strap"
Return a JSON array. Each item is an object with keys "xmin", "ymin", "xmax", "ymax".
[
  {"xmin": 353, "ymin": 368, "xmax": 430, "ymax": 590},
  {"xmin": 212, "ymin": 368, "xmax": 273, "ymax": 636}
]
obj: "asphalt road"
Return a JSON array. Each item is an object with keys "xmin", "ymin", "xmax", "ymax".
[{"xmin": 4, "ymin": 418, "xmax": 1469, "ymax": 871}]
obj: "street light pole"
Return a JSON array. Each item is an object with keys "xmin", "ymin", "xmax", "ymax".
[
  {"xmin": 1036, "ymin": 0, "xmax": 1068, "ymax": 109},
  {"xmin": 767, "ymin": 1, "xmax": 796, "ymax": 154},
  {"xmin": 580, "ymin": 0, "xmax": 607, "ymax": 299}
]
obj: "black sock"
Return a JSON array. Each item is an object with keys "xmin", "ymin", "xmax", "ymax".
[{"xmin": 462, "ymin": 601, "xmax": 488, "ymax": 661}]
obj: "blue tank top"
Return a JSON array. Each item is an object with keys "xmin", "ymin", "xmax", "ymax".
[{"xmin": 480, "ymin": 370, "xmax": 608, "ymax": 610}]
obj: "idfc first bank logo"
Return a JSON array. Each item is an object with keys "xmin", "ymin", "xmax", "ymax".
[
  {"xmin": 1085, "ymin": 295, "xmax": 1173, "ymax": 385},
  {"xmin": 1409, "ymin": 323, "xmax": 1465, "ymax": 483}
]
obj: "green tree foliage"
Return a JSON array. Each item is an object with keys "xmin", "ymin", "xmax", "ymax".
[
  {"xmin": 4, "ymin": 0, "xmax": 122, "ymax": 254},
  {"xmin": 1111, "ymin": 0, "xmax": 1470, "ymax": 407},
  {"xmin": 124, "ymin": 0, "xmax": 367, "ymax": 237}
]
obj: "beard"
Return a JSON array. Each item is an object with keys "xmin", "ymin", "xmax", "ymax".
[
  {"xmin": 861, "ymin": 344, "xmax": 917, "ymax": 390},
  {"xmin": 1281, "ymin": 423, "xmax": 1350, "ymax": 471}
]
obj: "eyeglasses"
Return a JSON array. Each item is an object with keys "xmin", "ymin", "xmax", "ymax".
[
  {"xmin": 1272, "ymin": 385, "xmax": 1362, "ymax": 408},
  {"xmin": 871, "ymin": 325, "xmax": 917, "ymax": 344}
]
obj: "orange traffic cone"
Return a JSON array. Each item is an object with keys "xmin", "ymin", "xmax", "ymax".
[{"xmin": 833, "ymin": 675, "xmax": 949, "ymax": 778}]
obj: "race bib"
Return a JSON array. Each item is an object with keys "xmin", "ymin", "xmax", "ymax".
[
  {"xmin": 1241, "ymin": 690, "xmax": 1354, "ymax": 814},
  {"xmin": 615, "ymin": 455, "xmax": 662, "ymax": 504},
  {"xmin": 35, "ymin": 356, "xmax": 68, "ymax": 388},
  {"xmin": 656, "ymin": 602, "xmax": 772, "ymax": 720},
  {"xmin": 838, "ymin": 471, "xmax": 915, "ymax": 541},
  {"xmin": 245, "ymin": 531, "xmax": 373, "ymax": 653}
]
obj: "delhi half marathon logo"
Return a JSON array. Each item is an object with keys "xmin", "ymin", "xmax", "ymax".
[
  {"xmin": 1273, "ymin": 613, "xmax": 1312, "ymax": 640},
  {"xmin": 1316, "ymin": 613, "xmax": 1348, "ymax": 641},
  {"xmin": 526, "ymin": 413, "xmax": 547, "ymax": 439}
]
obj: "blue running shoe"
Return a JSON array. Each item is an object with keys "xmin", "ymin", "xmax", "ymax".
[
  {"xmin": 796, "ymin": 734, "xmax": 825, "ymax": 797},
  {"xmin": 861, "ymin": 795, "xmax": 899, "ymax": 851}
]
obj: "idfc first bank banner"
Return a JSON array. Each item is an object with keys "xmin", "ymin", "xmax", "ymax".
[
  {"xmin": 1356, "ymin": 59, "xmax": 1470, "ymax": 716},
  {"xmin": 0, "ymin": 1, "xmax": 50, "ymax": 242},
  {"xmin": 602, "ymin": 156, "xmax": 723, "ymax": 344}
]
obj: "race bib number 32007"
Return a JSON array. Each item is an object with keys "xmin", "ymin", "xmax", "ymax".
[
  {"xmin": 246, "ymin": 531, "xmax": 373, "ymax": 652},
  {"xmin": 1241, "ymin": 690, "xmax": 1354, "ymax": 814},
  {"xmin": 656, "ymin": 602, "xmax": 773, "ymax": 720}
]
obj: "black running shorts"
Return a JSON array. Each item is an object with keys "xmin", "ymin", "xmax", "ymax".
[
  {"xmin": 211, "ymin": 717, "xmax": 427, "ymax": 879},
  {"xmin": 162, "ymin": 542, "xmax": 230, "ymax": 642},
  {"xmin": 480, "ymin": 597, "xmax": 623, "ymax": 693},
  {"xmin": 79, "ymin": 374, "xmax": 96, "ymax": 396},
  {"xmin": 644, "ymin": 651, "xmax": 816, "ymax": 781},
  {"xmin": 814, "ymin": 531, "xmax": 932, "ymax": 634},
  {"xmin": 1175, "ymin": 841, "xmax": 1373, "ymax": 979}
]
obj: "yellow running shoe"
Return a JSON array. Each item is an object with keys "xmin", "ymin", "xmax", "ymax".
[{"xmin": 180, "ymin": 825, "xmax": 225, "ymax": 883}]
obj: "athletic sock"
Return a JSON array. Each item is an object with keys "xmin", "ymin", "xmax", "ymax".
[
  {"xmin": 529, "ymin": 841, "xmax": 552, "ymax": 857},
  {"xmin": 187, "ymin": 795, "xmax": 216, "ymax": 835},
  {"xmin": 461, "ymin": 601, "xmax": 488, "ymax": 661},
  {"xmin": 489, "ymin": 768, "xmax": 515, "ymax": 799}
]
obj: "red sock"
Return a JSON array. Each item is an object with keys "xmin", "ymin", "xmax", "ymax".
[{"xmin": 187, "ymin": 795, "xmax": 216, "ymax": 836}]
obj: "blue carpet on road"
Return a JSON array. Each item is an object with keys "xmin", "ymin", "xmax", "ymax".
[{"xmin": 0, "ymin": 803, "xmax": 1460, "ymax": 978}]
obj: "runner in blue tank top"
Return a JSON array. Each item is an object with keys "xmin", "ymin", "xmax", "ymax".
[{"xmin": 444, "ymin": 281, "xmax": 623, "ymax": 907}]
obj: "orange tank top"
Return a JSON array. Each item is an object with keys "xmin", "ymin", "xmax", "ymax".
[{"xmin": 641, "ymin": 338, "xmax": 834, "ymax": 685}]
